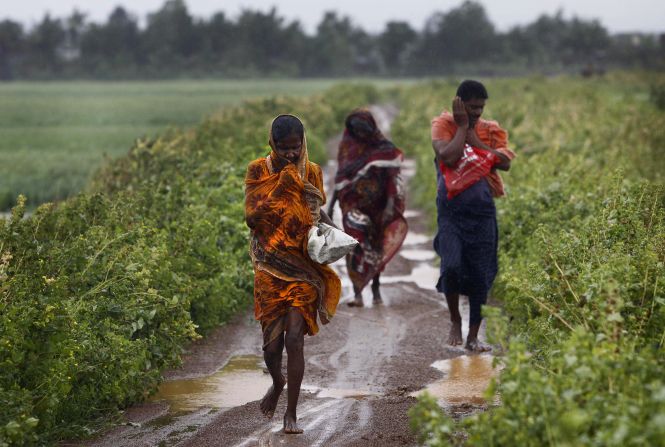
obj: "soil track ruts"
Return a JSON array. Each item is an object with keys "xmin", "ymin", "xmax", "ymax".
[{"xmin": 70, "ymin": 105, "xmax": 490, "ymax": 447}]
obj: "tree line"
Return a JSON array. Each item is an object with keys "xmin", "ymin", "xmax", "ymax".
[{"xmin": 0, "ymin": 0, "xmax": 663, "ymax": 80}]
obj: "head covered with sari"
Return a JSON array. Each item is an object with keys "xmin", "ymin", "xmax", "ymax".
[
  {"xmin": 334, "ymin": 109, "xmax": 408, "ymax": 292},
  {"xmin": 245, "ymin": 114, "xmax": 340, "ymax": 347}
]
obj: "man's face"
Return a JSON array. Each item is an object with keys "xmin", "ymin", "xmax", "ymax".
[{"xmin": 464, "ymin": 98, "xmax": 485, "ymax": 128}]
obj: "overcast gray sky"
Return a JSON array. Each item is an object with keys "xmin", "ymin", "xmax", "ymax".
[{"xmin": 3, "ymin": 0, "xmax": 664, "ymax": 34}]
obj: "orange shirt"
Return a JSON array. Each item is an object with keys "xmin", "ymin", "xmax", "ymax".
[{"xmin": 431, "ymin": 112, "xmax": 515, "ymax": 197}]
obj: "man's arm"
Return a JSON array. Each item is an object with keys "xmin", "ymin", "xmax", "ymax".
[
  {"xmin": 466, "ymin": 129, "xmax": 511, "ymax": 171},
  {"xmin": 433, "ymin": 97, "xmax": 469, "ymax": 167}
]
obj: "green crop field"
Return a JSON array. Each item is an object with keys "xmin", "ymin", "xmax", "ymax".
[{"xmin": 0, "ymin": 79, "xmax": 412, "ymax": 210}]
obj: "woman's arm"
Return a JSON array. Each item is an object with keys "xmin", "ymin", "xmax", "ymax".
[
  {"xmin": 326, "ymin": 190, "xmax": 338, "ymax": 217},
  {"xmin": 319, "ymin": 209, "xmax": 338, "ymax": 228}
]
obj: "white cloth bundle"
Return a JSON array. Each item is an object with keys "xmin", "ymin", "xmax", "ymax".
[{"xmin": 307, "ymin": 223, "xmax": 358, "ymax": 264}]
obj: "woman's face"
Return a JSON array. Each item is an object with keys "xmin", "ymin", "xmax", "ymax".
[
  {"xmin": 272, "ymin": 133, "xmax": 302, "ymax": 164},
  {"xmin": 349, "ymin": 117, "xmax": 375, "ymax": 140}
]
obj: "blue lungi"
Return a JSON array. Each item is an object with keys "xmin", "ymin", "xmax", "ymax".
[{"xmin": 433, "ymin": 167, "xmax": 498, "ymax": 325}]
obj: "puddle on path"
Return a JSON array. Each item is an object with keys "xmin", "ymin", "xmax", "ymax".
[
  {"xmin": 411, "ymin": 355, "xmax": 500, "ymax": 406},
  {"xmin": 148, "ymin": 354, "xmax": 380, "ymax": 417},
  {"xmin": 402, "ymin": 232, "xmax": 431, "ymax": 246},
  {"xmin": 399, "ymin": 249, "xmax": 436, "ymax": 261},
  {"xmin": 381, "ymin": 263, "xmax": 439, "ymax": 291},
  {"xmin": 403, "ymin": 210, "xmax": 422, "ymax": 218},
  {"xmin": 149, "ymin": 355, "xmax": 270, "ymax": 413},
  {"xmin": 302, "ymin": 385, "xmax": 379, "ymax": 400},
  {"xmin": 401, "ymin": 159, "xmax": 417, "ymax": 177}
]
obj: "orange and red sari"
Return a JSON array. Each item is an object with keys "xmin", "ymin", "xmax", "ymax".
[{"xmin": 244, "ymin": 122, "xmax": 341, "ymax": 348}]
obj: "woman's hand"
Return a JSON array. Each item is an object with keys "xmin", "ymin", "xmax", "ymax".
[{"xmin": 272, "ymin": 154, "xmax": 291, "ymax": 172}]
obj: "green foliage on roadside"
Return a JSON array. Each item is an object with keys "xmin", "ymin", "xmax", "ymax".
[
  {"xmin": 399, "ymin": 74, "xmax": 665, "ymax": 446},
  {"xmin": 0, "ymin": 83, "xmax": 380, "ymax": 446}
]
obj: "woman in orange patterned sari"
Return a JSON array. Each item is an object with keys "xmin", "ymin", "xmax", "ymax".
[{"xmin": 244, "ymin": 114, "xmax": 341, "ymax": 434}]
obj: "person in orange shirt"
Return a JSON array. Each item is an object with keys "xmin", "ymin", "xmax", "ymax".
[
  {"xmin": 431, "ymin": 80, "xmax": 515, "ymax": 351},
  {"xmin": 245, "ymin": 114, "xmax": 341, "ymax": 433}
]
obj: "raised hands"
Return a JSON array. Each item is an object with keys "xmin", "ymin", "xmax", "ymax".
[
  {"xmin": 452, "ymin": 96, "xmax": 469, "ymax": 129},
  {"xmin": 465, "ymin": 128, "xmax": 484, "ymax": 148}
]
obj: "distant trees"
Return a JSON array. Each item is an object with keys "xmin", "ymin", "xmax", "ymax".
[
  {"xmin": 0, "ymin": 20, "xmax": 23, "ymax": 79},
  {"xmin": 378, "ymin": 22, "xmax": 418, "ymax": 75},
  {"xmin": 0, "ymin": 0, "xmax": 662, "ymax": 79},
  {"xmin": 80, "ymin": 7, "xmax": 142, "ymax": 76}
]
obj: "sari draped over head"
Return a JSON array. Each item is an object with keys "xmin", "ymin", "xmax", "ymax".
[
  {"xmin": 334, "ymin": 109, "xmax": 408, "ymax": 292},
  {"xmin": 244, "ymin": 115, "xmax": 341, "ymax": 348}
]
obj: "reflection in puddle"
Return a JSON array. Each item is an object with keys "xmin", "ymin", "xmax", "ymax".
[
  {"xmin": 381, "ymin": 263, "xmax": 439, "ymax": 290},
  {"xmin": 411, "ymin": 355, "xmax": 500, "ymax": 405},
  {"xmin": 402, "ymin": 232, "xmax": 431, "ymax": 246},
  {"xmin": 403, "ymin": 210, "xmax": 422, "ymax": 218},
  {"xmin": 399, "ymin": 249, "xmax": 436, "ymax": 261},
  {"xmin": 149, "ymin": 355, "xmax": 270, "ymax": 413},
  {"xmin": 302, "ymin": 385, "xmax": 379, "ymax": 400}
]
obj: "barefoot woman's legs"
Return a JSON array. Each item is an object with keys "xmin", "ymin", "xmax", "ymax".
[
  {"xmin": 283, "ymin": 309, "xmax": 306, "ymax": 434},
  {"xmin": 371, "ymin": 273, "xmax": 382, "ymax": 303},
  {"xmin": 260, "ymin": 332, "xmax": 285, "ymax": 418},
  {"xmin": 444, "ymin": 292, "xmax": 463, "ymax": 345},
  {"xmin": 466, "ymin": 292, "xmax": 491, "ymax": 352},
  {"xmin": 348, "ymin": 283, "xmax": 364, "ymax": 307}
]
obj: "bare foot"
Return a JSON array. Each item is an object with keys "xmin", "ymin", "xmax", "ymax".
[
  {"xmin": 465, "ymin": 338, "xmax": 492, "ymax": 352},
  {"xmin": 372, "ymin": 286, "xmax": 382, "ymax": 304},
  {"xmin": 447, "ymin": 321, "xmax": 463, "ymax": 346},
  {"xmin": 260, "ymin": 376, "xmax": 285, "ymax": 418},
  {"xmin": 347, "ymin": 296, "xmax": 364, "ymax": 307},
  {"xmin": 283, "ymin": 412, "xmax": 303, "ymax": 434}
]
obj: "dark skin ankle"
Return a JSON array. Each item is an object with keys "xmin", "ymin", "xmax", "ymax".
[
  {"xmin": 347, "ymin": 285, "xmax": 364, "ymax": 307},
  {"xmin": 283, "ymin": 309, "xmax": 306, "ymax": 434},
  {"xmin": 448, "ymin": 320, "xmax": 463, "ymax": 346},
  {"xmin": 371, "ymin": 274, "xmax": 382, "ymax": 303},
  {"xmin": 445, "ymin": 293, "xmax": 463, "ymax": 345},
  {"xmin": 260, "ymin": 377, "xmax": 286, "ymax": 418},
  {"xmin": 466, "ymin": 323, "xmax": 491, "ymax": 352},
  {"xmin": 283, "ymin": 411, "xmax": 303, "ymax": 434},
  {"xmin": 260, "ymin": 335, "xmax": 286, "ymax": 418}
]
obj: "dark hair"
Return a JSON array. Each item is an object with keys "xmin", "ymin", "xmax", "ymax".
[
  {"xmin": 345, "ymin": 110, "xmax": 377, "ymax": 138},
  {"xmin": 271, "ymin": 115, "xmax": 304, "ymax": 143},
  {"xmin": 456, "ymin": 80, "xmax": 488, "ymax": 101}
]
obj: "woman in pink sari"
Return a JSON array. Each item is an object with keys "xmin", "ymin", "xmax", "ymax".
[{"xmin": 327, "ymin": 109, "xmax": 408, "ymax": 307}]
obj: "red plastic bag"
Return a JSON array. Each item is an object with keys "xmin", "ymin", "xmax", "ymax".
[{"xmin": 440, "ymin": 145, "xmax": 498, "ymax": 199}]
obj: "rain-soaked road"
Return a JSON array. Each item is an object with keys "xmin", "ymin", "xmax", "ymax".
[{"xmin": 70, "ymin": 106, "xmax": 498, "ymax": 447}]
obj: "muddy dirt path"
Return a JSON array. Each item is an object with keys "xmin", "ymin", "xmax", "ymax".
[{"xmin": 72, "ymin": 106, "xmax": 496, "ymax": 447}]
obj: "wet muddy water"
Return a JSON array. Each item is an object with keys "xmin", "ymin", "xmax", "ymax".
[
  {"xmin": 399, "ymin": 249, "xmax": 437, "ymax": 261},
  {"xmin": 411, "ymin": 354, "xmax": 501, "ymax": 406},
  {"xmin": 149, "ymin": 355, "xmax": 270, "ymax": 413}
]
